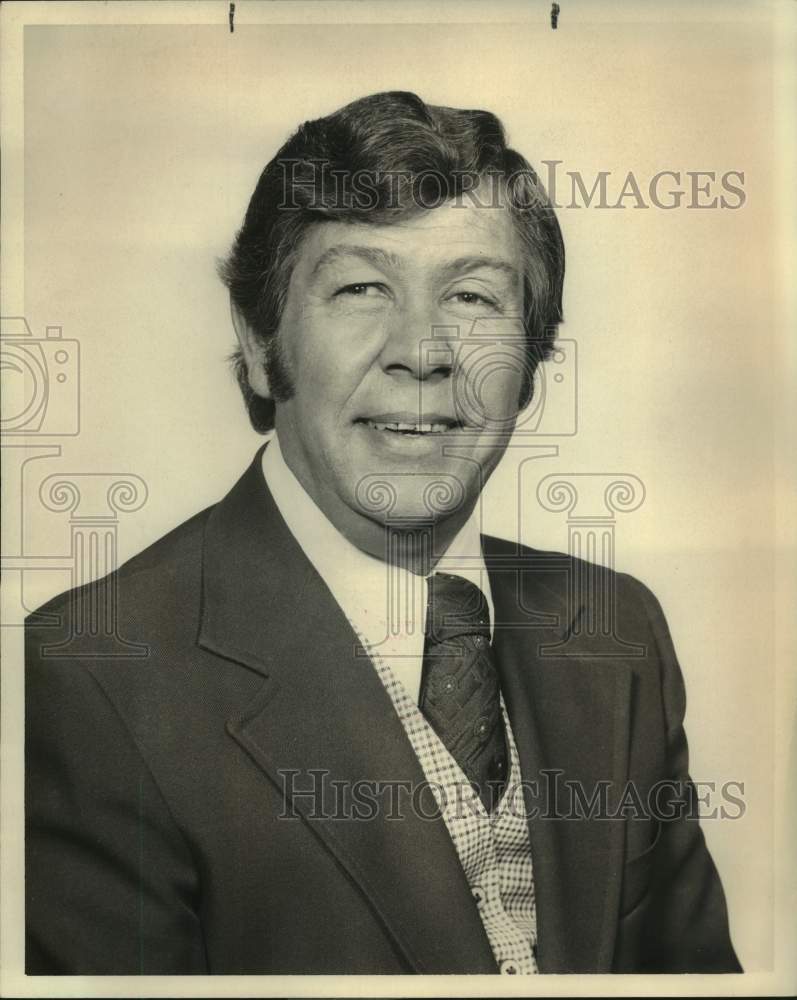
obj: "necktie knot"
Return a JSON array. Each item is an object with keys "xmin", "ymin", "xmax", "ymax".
[{"xmin": 426, "ymin": 572, "xmax": 491, "ymax": 643}]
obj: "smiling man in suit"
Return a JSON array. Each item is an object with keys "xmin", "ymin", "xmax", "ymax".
[{"xmin": 26, "ymin": 91, "xmax": 741, "ymax": 975}]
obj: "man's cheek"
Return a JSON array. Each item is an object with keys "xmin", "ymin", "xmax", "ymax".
[
  {"xmin": 302, "ymin": 323, "xmax": 382, "ymax": 384},
  {"xmin": 457, "ymin": 368, "xmax": 525, "ymax": 426}
]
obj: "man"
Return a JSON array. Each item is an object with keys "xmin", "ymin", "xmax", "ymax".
[{"xmin": 26, "ymin": 91, "xmax": 741, "ymax": 975}]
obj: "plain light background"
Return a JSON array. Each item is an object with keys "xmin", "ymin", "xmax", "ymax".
[{"xmin": 3, "ymin": 2, "xmax": 794, "ymax": 993}]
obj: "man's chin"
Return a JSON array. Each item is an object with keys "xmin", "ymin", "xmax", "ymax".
[
  {"xmin": 332, "ymin": 426, "xmax": 486, "ymax": 530},
  {"xmin": 347, "ymin": 481, "xmax": 472, "ymax": 531}
]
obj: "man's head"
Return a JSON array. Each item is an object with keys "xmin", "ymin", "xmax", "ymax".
[{"xmin": 220, "ymin": 91, "xmax": 564, "ymax": 559}]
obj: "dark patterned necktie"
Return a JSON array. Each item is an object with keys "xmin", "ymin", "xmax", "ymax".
[{"xmin": 418, "ymin": 572, "xmax": 508, "ymax": 813}]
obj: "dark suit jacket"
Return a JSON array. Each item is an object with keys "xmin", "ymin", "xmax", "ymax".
[{"xmin": 25, "ymin": 447, "xmax": 741, "ymax": 974}]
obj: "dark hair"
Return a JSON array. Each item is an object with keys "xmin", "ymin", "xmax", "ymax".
[{"xmin": 218, "ymin": 90, "xmax": 565, "ymax": 432}]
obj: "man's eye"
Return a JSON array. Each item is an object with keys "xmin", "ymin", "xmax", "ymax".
[
  {"xmin": 450, "ymin": 290, "xmax": 497, "ymax": 307},
  {"xmin": 335, "ymin": 283, "xmax": 384, "ymax": 298}
]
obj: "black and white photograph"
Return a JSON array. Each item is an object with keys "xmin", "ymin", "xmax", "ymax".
[{"xmin": 1, "ymin": 1, "xmax": 794, "ymax": 996}]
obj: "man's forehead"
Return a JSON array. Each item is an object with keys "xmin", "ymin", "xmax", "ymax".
[{"xmin": 299, "ymin": 199, "xmax": 522, "ymax": 274}]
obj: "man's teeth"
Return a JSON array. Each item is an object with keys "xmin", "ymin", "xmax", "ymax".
[{"xmin": 366, "ymin": 420, "xmax": 453, "ymax": 434}]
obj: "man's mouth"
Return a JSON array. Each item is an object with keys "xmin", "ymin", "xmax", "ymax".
[
  {"xmin": 363, "ymin": 420, "xmax": 455, "ymax": 436},
  {"xmin": 356, "ymin": 413, "xmax": 465, "ymax": 437}
]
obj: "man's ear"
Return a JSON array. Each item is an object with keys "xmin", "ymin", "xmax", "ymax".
[{"xmin": 230, "ymin": 300, "xmax": 271, "ymax": 399}]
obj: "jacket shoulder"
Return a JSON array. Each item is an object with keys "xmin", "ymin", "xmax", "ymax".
[
  {"xmin": 26, "ymin": 503, "xmax": 216, "ymax": 643},
  {"xmin": 482, "ymin": 531, "xmax": 655, "ymax": 598},
  {"xmin": 481, "ymin": 531, "xmax": 668, "ymax": 648}
]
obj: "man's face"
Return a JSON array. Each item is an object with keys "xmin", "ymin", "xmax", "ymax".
[{"xmin": 261, "ymin": 199, "xmax": 528, "ymax": 544}]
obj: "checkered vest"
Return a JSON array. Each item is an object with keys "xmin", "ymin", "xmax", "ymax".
[{"xmin": 361, "ymin": 637, "xmax": 539, "ymax": 975}]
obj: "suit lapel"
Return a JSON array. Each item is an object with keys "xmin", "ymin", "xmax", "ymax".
[
  {"xmin": 483, "ymin": 535, "xmax": 632, "ymax": 973},
  {"xmin": 198, "ymin": 448, "xmax": 496, "ymax": 974}
]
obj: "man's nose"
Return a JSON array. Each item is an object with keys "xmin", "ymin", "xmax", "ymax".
[{"xmin": 378, "ymin": 300, "xmax": 457, "ymax": 383}]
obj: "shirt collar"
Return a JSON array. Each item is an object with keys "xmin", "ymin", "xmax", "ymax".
[{"xmin": 260, "ymin": 433, "xmax": 494, "ymax": 643}]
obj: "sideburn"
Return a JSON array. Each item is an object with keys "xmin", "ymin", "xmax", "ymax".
[{"xmin": 264, "ymin": 334, "xmax": 296, "ymax": 403}]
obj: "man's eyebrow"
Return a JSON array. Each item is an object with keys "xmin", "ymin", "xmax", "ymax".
[
  {"xmin": 310, "ymin": 246, "xmax": 521, "ymax": 290},
  {"xmin": 439, "ymin": 256, "xmax": 520, "ymax": 287},
  {"xmin": 311, "ymin": 245, "xmax": 402, "ymax": 278}
]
